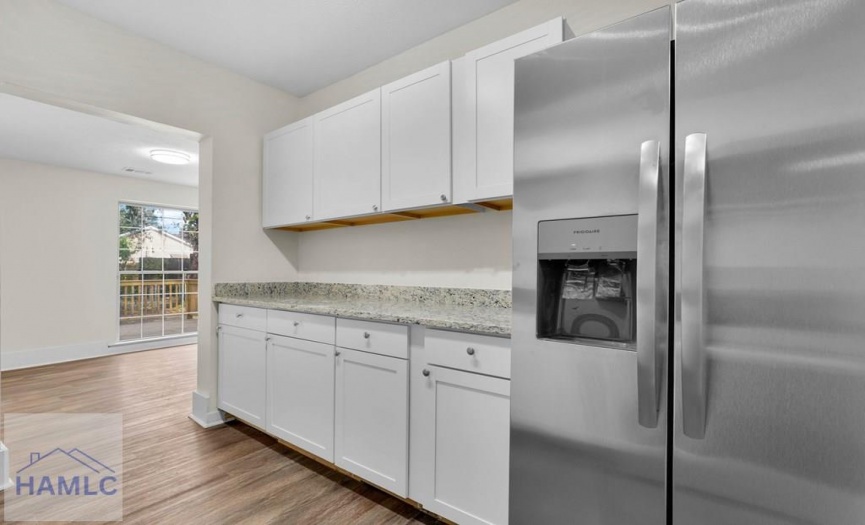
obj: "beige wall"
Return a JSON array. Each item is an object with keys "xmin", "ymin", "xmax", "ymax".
[
  {"xmin": 0, "ymin": 0, "xmax": 300, "ymax": 409},
  {"xmin": 0, "ymin": 158, "xmax": 199, "ymax": 353},
  {"xmin": 293, "ymin": 0, "xmax": 669, "ymax": 289}
]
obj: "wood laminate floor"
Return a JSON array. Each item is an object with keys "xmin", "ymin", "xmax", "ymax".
[{"xmin": 0, "ymin": 345, "xmax": 441, "ymax": 524}]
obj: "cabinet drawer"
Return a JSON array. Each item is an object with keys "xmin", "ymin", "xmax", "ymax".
[
  {"xmin": 336, "ymin": 318, "xmax": 409, "ymax": 360},
  {"xmin": 425, "ymin": 330, "xmax": 511, "ymax": 379},
  {"xmin": 218, "ymin": 304, "xmax": 267, "ymax": 332},
  {"xmin": 267, "ymin": 310, "xmax": 335, "ymax": 344}
]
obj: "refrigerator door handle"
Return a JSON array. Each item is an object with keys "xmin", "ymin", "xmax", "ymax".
[
  {"xmin": 682, "ymin": 132, "xmax": 708, "ymax": 439},
  {"xmin": 636, "ymin": 139, "xmax": 662, "ymax": 429}
]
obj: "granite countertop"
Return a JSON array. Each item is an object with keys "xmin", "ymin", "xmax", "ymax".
[{"xmin": 213, "ymin": 282, "xmax": 512, "ymax": 337}]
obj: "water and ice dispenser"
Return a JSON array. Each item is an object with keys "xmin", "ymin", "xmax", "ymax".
[{"xmin": 537, "ymin": 215, "xmax": 638, "ymax": 347}]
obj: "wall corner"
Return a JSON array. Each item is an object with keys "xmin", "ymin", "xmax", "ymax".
[{"xmin": 188, "ymin": 390, "xmax": 232, "ymax": 429}]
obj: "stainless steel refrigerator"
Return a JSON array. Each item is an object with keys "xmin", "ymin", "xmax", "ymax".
[{"xmin": 510, "ymin": 1, "xmax": 865, "ymax": 524}]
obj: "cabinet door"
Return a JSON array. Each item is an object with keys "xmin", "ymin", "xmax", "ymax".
[
  {"xmin": 266, "ymin": 334, "xmax": 335, "ymax": 462},
  {"xmin": 381, "ymin": 61, "xmax": 452, "ymax": 212},
  {"xmin": 217, "ymin": 325, "xmax": 267, "ymax": 430},
  {"xmin": 454, "ymin": 18, "xmax": 563, "ymax": 203},
  {"xmin": 314, "ymin": 89, "xmax": 382, "ymax": 220},
  {"xmin": 334, "ymin": 348, "xmax": 408, "ymax": 496},
  {"xmin": 418, "ymin": 366, "xmax": 510, "ymax": 525},
  {"xmin": 262, "ymin": 117, "xmax": 314, "ymax": 227}
]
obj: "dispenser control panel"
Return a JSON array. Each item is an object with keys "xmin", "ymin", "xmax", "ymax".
[{"xmin": 538, "ymin": 214, "xmax": 638, "ymax": 260}]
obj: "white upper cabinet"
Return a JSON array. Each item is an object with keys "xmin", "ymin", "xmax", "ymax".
[
  {"xmin": 381, "ymin": 61, "xmax": 452, "ymax": 212},
  {"xmin": 454, "ymin": 18, "xmax": 564, "ymax": 203},
  {"xmin": 314, "ymin": 88, "xmax": 382, "ymax": 220},
  {"xmin": 262, "ymin": 117, "xmax": 314, "ymax": 228}
]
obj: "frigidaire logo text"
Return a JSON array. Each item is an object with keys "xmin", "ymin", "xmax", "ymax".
[{"xmin": 573, "ymin": 229, "xmax": 600, "ymax": 235}]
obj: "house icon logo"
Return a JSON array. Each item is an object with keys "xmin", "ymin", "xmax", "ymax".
[{"xmin": 16, "ymin": 448, "xmax": 119, "ymax": 497}]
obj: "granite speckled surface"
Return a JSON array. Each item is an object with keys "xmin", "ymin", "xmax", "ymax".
[{"xmin": 213, "ymin": 282, "xmax": 511, "ymax": 337}]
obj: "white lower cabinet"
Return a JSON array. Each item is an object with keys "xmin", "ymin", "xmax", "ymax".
[
  {"xmin": 217, "ymin": 324, "xmax": 267, "ymax": 430},
  {"xmin": 266, "ymin": 334, "xmax": 335, "ymax": 462},
  {"xmin": 420, "ymin": 366, "xmax": 510, "ymax": 525},
  {"xmin": 218, "ymin": 304, "xmax": 514, "ymax": 523},
  {"xmin": 335, "ymin": 347, "xmax": 409, "ymax": 497},
  {"xmin": 412, "ymin": 329, "xmax": 512, "ymax": 525}
]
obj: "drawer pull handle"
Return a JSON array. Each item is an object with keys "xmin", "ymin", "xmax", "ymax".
[
  {"xmin": 466, "ymin": 347, "xmax": 476, "ymax": 356},
  {"xmin": 293, "ymin": 321, "xmax": 300, "ymax": 327},
  {"xmin": 422, "ymin": 369, "xmax": 430, "ymax": 377},
  {"xmin": 363, "ymin": 332, "xmax": 371, "ymax": 339},
  {"xmin": 235, "ymin": 313, "xmax": 243, "ymax": 319}
]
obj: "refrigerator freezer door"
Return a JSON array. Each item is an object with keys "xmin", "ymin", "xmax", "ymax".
[
  {"xmin": 511, "ymin": 7, "xmax": 671, "ymax": 524},
  {"xmin": 675, "ymin": 0, "xmax": 865, "ymax": 523}
]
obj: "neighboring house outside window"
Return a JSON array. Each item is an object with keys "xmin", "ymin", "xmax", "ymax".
[{"xmin": 118, "ymin": 203, "xmax": 198, "ymax": 341}]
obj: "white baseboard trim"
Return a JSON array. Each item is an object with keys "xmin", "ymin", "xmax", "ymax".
[
  {"xmin": 0, "ymin": 442, "xmax": 12, "ymax": 492},
  {"xmin": 109, "ymin": 335, "xmax": 197, "ymax": 353},
  {"xmin": 1, "ymin": 336, "xmax": 197, "ymax": 371},
  {"xmin": 189, "ymin": 390, "xmax": 232, "ymax": 428}
]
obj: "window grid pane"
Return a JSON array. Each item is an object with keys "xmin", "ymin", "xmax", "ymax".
[{"xmin": 119, "ymin": 203, "xmax": 199, "ymax": 341}]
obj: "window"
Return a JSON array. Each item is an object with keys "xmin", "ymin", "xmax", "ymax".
[{"xmin": 118, "ymin": 203, "xmax": 198, "ymax": 341}]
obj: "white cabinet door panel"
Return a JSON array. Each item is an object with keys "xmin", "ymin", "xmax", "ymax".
[
  {"xmin": 454, "ymin": 18, "xmax": 563, "ymax": 203},
  {"xmin": 335, "ymin": 348, "xmax": 409, "ymax": 496},
  {"xmin": 266, "ymin": 335, "xmax": 335, "ymax": 462},
  {"xmin": 314, "ymin": 89, "xmax": 382, "ymax": 220},
  {"xmin": 382, "ymin": 61, "xmax": 452, "ymax": 211},
  {"xmin": 262, "ymin": 117, "xmax": 314, "ymax": 227},
  {"xmin": 419, "ymin": 365, "xmax": 511, "ymax": 525},
  {"xmin": 217, "ymin": 325, "xmax": 267, "ymax": 430}
]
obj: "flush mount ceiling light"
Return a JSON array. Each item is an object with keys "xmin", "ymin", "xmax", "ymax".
[{"xmin": 150, "ymin": 149, "xmax": 191, "ymax": 165}]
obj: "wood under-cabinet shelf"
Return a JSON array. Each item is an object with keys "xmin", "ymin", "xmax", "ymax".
[{"xmin": 276, "ymin": 199, "xmax": 512, "ymax": 232}]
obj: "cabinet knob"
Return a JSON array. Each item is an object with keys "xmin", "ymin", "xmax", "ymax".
[
  {"xmin": 235, "ymin": 313, "xmax": 243, "ymax": 319},
  {"xmin": 363, "ymin": 331, "xmax": 371, "ymax": 339},
  {"xmin": 266, "ymin": 336, "xmax": 272, "ymax": 342},
  {"xmin": 335, "ymin": 349, "xmax": 341, "ymax": 356},
  {"xmin": 422, "ymin": 369, "xmax": 430, "ymax": 377},
  {"xmin": 305, "ymin": 214, "xmax": 311, "ymax": 220},
  {"xmin": 440, "ymin": 194, "xmax": 447, "ymax": 202},
  {"xmin": 372, "ymin": 204, "xmax": 379, "ymax": 211},
  {"xmin": 293, "ymin": 321, "xmax": 300, "ymax": 327},
  {"xmin": 466, "ymin": 347, "xmax": 476, "ymax": 356}
]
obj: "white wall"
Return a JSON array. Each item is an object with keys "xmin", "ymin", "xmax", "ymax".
[
  {"xmin": 0, "ymin": 0, "xmax": 300, "ymax": 412},
  {"xmin": 293, "ymin": 0, "xmax": 669, "ymax": 290},
  {"xmin": 299, "ymin": 211, "xmax": 513, "ymax": 289},
  {"xmin": 0, "ymin": 158, "xmax": 198, "ymax": 355}
]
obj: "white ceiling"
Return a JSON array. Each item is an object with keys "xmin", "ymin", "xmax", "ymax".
[
  {"xmin": 55, "ymin": 0, "xmax": 518, "ymax": 96},
  {"xmin": 0, "ymin": 93, "xmax": 199, "ymax": 186}
]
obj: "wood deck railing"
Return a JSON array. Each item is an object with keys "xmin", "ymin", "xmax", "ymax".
[{"xmin": 120, "ymin": 279, "xmax": 198, "ymax": 317}]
